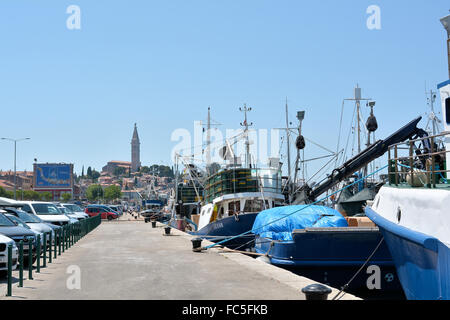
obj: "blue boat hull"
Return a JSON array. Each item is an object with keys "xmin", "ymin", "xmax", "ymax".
[
  {"xmin": 255, "ymin": 228, "xmax": 403, "ymax": 296},
  {"xmin": 366, "ymin": 207, "xmax": 450, "ymax": 300},
  {"xmin": 190, "ymin": 213, "xmax": 258, "ymax": 250}
]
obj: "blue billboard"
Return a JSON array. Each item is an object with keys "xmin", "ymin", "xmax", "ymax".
[{"xmin": 34, "ymin": 163, "xmax": 73, "ymax": 189}]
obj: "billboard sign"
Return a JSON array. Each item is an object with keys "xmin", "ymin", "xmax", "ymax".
[{"xmin": 34, "ymin": 163, "xmax": 73, "ymax": 189}]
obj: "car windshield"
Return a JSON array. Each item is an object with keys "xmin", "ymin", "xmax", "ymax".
[
  {"xmin": 32, "ymin": 203, "xmax": 63, "ymax": 215},
  {"xmin": 65, "ymin": 204, "xmax": 83, "ymax": 212},
  {"xmin": 0, "ymin": 214, "xmax": 17, "ymax": 226},
  {"xmin": 16, "ymin": 211, "xmax": 43, "ymax": 223},
  {"xmin": 6, "ymin": 215, "xmax": 30, "ymax": 229},
  {"xmin": 58, "ymin": 207, "xmax": 71, "ymax": 214}
]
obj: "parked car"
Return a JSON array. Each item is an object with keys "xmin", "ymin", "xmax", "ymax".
[
  {"xmin": 16, "ymin": 201, "xmax": 71, "ymax": 226},
  {"xmin": 54, "ymin": 204, "xmax": 84, "ymax": 223},
  {"xmin": 5, "ymin": 214, "xmax": 44, "ymax": 247},
  {"xmin": 60, "ymin": 203, "xmax": 89, "ymax": 220},
  {"xmin": 108, "ymin": 205, "xmax": 123, "ymax": 216},
  {"xmin": 0, "ymin": 212, "xmax": 37, "ymax": 265},
  {"xmin": 0, "ymin": 234, "xmax": 18, "ymax": 278},
  {"xmin": 85, "ymin": 205, "xmax": 118, "ymax": 221}
]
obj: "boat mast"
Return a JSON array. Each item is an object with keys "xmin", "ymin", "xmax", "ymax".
[
  {"xmin": 239, "ymin": 104, "xmax": 253, "ymax": 168},
  {"xmin": 293, "ymin": 111, "xmax": 305, "ymax": 188},
  {"xmin": 344, "ymin": 85, "xmax": 371, "ymax": 179},
  {"xmin": 285, "ymin": 98, "xmax": 292, "ymax": 203},
  {"xmin": 206, "ymin": 106, "xmax": 211, "ymax": 166}
]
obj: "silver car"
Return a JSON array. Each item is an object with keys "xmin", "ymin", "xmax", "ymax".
[{"xmin": 2, "ymin": 208, "xmax": 55, "ymax": 243}]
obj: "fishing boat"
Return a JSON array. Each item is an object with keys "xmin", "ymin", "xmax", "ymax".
[
  {"xmin": 253, "ymin": 110, "xmax": 429, "ymax": 296},
  {"xmin": 170, "ymin": 106, "xmax": 285, "ymax": 249},
  {"xmin": 365, "ymin": 14, "xmax": 450, "ymax": 300}
]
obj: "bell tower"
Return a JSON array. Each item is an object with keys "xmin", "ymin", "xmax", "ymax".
[{"xmin": 131, "ymin": 123, "xmax": 141, "ymax": 172}]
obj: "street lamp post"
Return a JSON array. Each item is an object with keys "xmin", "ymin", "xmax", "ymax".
[{"xmin": 1, "ymin": 137, "xmax": 30, "ymax": 200}]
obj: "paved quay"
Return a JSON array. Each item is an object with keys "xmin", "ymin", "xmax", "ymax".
[{"xmin": 1, "ymin": 218, "xmax": 359, "ymax": 300}]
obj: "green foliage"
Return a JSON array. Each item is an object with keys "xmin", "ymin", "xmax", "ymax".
[
  {"xmin": 148, "ymin": 164, "xmax": 174, "ymax": 178},
  {"xmin": 104, "ymin": 185, "xmax": 122, "ymax": 201},
  {"xmin": 86, "ymin": 184, "xmax": 103, "ymax": 201},
  {"xmin": 139, "ymin": 166, "xmax": 150, "ymax": 173},
  {"xmin": 40, "ymin": 192, "xmax": 53, "ymax": 201},
  {"xmin": 86, "ymin": 166, "xmax": 100, "ymax": 181},
  {"xmin": 113, "ymin": 166, "xmax": 126, "ymax": 177},
  {"xmin": 61, "ymin": 193, "xmax": 72, "ymax": 202},
  {"xmin": 0, "ymin": 187, "xmax": 14, "ymax": 199}
]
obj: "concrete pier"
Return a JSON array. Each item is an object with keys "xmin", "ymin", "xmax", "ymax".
[{"xmin": 0, "ymin": 219, "xmax": 359, "ymax": 300}]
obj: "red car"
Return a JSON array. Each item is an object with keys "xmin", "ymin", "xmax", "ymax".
[{"xmin": 85, "ymin": 206, "xmax": 118, "ymax": 221}]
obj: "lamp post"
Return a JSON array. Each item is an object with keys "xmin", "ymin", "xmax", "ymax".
[{"xmin": 1, "ymin": 137, "xmax": 30, "ymax": 200}]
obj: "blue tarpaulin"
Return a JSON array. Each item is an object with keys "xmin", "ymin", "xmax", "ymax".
[{"xmin": 252, "ymin": 205, "xmax": 348, "ymax": 241}]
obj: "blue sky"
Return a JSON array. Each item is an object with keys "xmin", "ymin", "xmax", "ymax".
[{"xmin": 0, "ymin": 1, "xmax": 449, "ymax": 179}]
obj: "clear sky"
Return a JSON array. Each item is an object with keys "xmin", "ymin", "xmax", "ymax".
[{"xmin": 0, "ymin": 1, "xmax": 449, "ymax": 180}]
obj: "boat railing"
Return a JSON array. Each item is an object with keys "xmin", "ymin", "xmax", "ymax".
[{"xmin": 387, "ymin": 131, "xmax": 450, "ymax": 188}]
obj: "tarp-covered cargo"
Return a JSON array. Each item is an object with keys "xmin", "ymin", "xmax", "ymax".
[{"xmin": 251, "ymin": 205, "xmax": 348, "ymax": 241}]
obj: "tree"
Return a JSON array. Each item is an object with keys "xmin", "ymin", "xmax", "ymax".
[
  {"xmin": 87, "ymin": 166, "xmax": 92, "ymax": 178},
  {"xmin": 86, "ymin": 184, "xmax": 103, "ymax": 202},
  {"xmin": 113, "ymin": 166, "xmax": 126, "ymax": 177},
  {"xmin": 61, "ymin": 193, "xmax": 72, "ymax": 202},
  {"xmin": 104, "ymin": 185, "xmax": 122, "ymax": 201},
  {"xmin": 139, "ymin": 166, "xmax": 150, "ymax": 173},
  {"xmin": 40, "ymin": 192, "xmax": 53, "ymax": 201}
]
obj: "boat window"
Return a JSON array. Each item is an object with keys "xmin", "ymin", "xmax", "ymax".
[
  {"xmin": 446, "ymin": 98, "xmax": 450, "ymax": 124},
  {"xmin": 243, "ymin": 200, "xmax": 264, "ymax": 213},
  {"xmin": 228, "ymin": 201, "xmax": 240, "ymax": 215}
]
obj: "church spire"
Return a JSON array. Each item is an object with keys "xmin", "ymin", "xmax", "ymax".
[{"xmin": 131, "ymin": 123, "xmax": 141, "ymax": 172}]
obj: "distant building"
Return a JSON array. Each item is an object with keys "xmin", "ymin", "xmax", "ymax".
[
  {"xmin": 131, "ymin": 123, "xmax": 141, "ymax": 172},
  {"xmin": 0, "ymin": 170, "xmax": 33, "ymax": 190},
  {"xmin": 102, "ymin": 161, "xmax": 131, "ymax": 174}
]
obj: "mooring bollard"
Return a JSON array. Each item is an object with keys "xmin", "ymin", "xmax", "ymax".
[
  {"xmin": 58, "ymin": 228, "xmax": 62, "ymax": 256},
  {"xmin": 28, "ymin": 238, "xmax": 33, "ymax": 280},
  {"xmin": 42, "ymin": 232, "xmax": 47, "ymax": 268},
  {"xmin": 62, "ymin": 226, "xmax": 65, "ymax": 253},
  {"xmin": 164, "ymin": 226, "xmax": 171, "ymax": 235},
  {"xmin": 43, "ymin": 232, "xmax": 47, "ymax": 268},
  {"xmin": 301, "ymin": 284, "xmax": 332, "ymax": 300},
  {"xmin": 191, "ymin": 238, "xmax": 203, "ymax": 252},
  {"xmin": 6, "ymin": 244, "xmax": 12, "ymax": 297},
  {"xmin": 18, "ymin": 240, "xmax": 23, "ymax": 287},
  {"xmin": 152, "ymin": 221, "xmax": 156, "ymax": 228},
  {"xmin": 36, "ymin": 234, "xmax": 41, "ymax": 273}
]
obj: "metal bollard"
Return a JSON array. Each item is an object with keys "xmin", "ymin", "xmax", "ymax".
[
  {"xmin": 28, "ymin": 238, "xmax": 33, "ymax": 280},
  {"xmin": 301, "ymin": 284, "xmax": 332, "ymax": 300},
  {"xmin": 58, "ymin": 228, "xmax": 62, "ymax": 256},
  {"xmin": 54, "ymin": 230, "xmax": 57, "ymax": 259},
  {"xmin": 18, "ymin": 241, "xmax": 23, "ymax": 287},
  {"xmin": 49, "ymin": 231, "xmax": 52, "ymax": 263},
  {"xmin": 152, "ymin": 221, "xmax": 156, "ymax": 228},
  {"xmin": 164, "ymin": 226, "xmax": 171, "ymax": 235},
  {"xmin": 36, "ymin": 234, "xmax": 41, "ymax": 273},
  {"xmin": 6, "ymin": 244, "xmax": 12, "ymax": 296},
  {"xmin": 43, "ymin": 233, "xmax": 47, "ymax": 268},
  {"xmin": 62, "ymin": 226, "xmax": 65, "ymax": 253},
  {"xmin": 191, "ymin": 238, "xmax": 203, "ymax": 252}
]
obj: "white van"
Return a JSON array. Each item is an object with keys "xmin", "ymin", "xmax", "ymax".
[{"xmin": 16, "ymin": 201, "xmax": 70, "ymax": 226}]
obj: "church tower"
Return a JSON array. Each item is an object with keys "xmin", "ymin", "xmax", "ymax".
[{"xmin": 131, "ymin": 123, "xmax": 141, "ymax": 172}]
